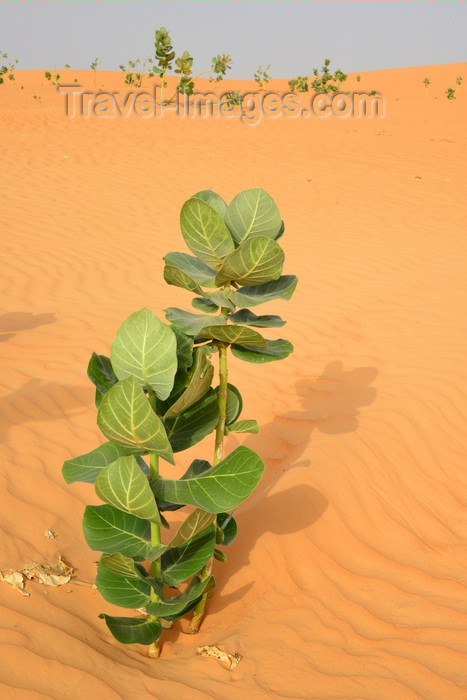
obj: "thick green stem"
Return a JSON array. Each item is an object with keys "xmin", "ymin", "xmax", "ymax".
[
  {"xmin": 147, "ymin": 394, "xmax": 162, "ymax": 657},
  {"xmin": 213, "ymin": 341, "xmax": 228, "ymax": 466},
  {"xmin": 190, "ymin": 311, "xmax": 230, "ymax": 633}
]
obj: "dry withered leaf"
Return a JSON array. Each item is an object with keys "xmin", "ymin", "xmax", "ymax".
[
  {"xmin": 0, "ymin": 557, "xmax": 74, "ymax": 595},
  {"xmin": 22, "ymin": 556, "xmax": 73, "ymax": 587},
  {"xmin": 44, "ymin": 530, "xmax": 57, "ymax": 539},
  {"xmin": 197, "ymin": 644, "xmax": 241, "ymax": 669},
  {"xmin": 0, "ymin": 570, "xmax": 30, "ymax": 596}
]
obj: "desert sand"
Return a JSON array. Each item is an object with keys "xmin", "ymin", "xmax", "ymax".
[{"xmin": 1, "ymin": 64, "xmax": 467, "ymax": 699}]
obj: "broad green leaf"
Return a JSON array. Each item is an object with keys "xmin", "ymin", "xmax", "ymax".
[
  {"xmin": 100, "ymin": 552, "xmax": 142, "ymax": 579},
  {"xmin": 167, "ymin": 507, "xmax": 215, "ymax": 549},
  {"xmin": 228, "ymin": 419, "xmax": 259, "ymax": 434},
  {"xmin": 162, "ymin": 527, "xmax": 216, "ymax": 586},
  {"xmin": 110, "ymin": 308, "xmax": 177, "ymax": 400},
  {"xmin": 229, "ymin": 309, "xmax": 286, "ymax": 328},
  {"xmin": 202, "ymin": 290, "xmax": 236, "ymax": 312},
  {"xmin": 146, "ymin": 575, "xmax": 214, "ymax": 618},
  {"xmin": 164, "ymin": 348, "xmax": 214, "ymax": 419},
  {"xmin": 62, "ymin": 442, "xmax": 133, "ymax": 485},
  {"xmin": 163, "ymin": 264, "xmax": 203, "ymax": 295},
  {"xmin": 99, "ymin": 613, "xmax": 162, "ymax": 645},
  {"xmin": 180, "ymin": 198, "xmax": 234, "ymax": 268},
  {"xmin": 163, "ymin": 252, "xmax": 218, "ymax": 288},
  {"xmin": 96, "ymin": 563, "xmax": 152, "ymax": 609},
  {"xmin": 229, "ymin": 275, "xmax": 298, "ymax": 308},
  {"xmin": 97, "ymin": 376, "xmax": 174, "ymax": 463},
  {"xmin": 151, "ymin": 445, "xmax": 265, "ymax": 513},
  {"xmin": 192, "ymin": 189, "xmax": 227, "ymax": 218},
  {"xmin": 216, "ymin": 512, "xmax": 237, "ymax": 546},
  {"xmin": 192, "ymin": 297, "xmax": 219, "ymax": 314},
  {"xmin": 215, "ymin": 236, "xmax": 284, "ymax": 287},
  {"xmin": 198, "ymin": 325, "xmax": 267, "ymax": 348},
  {"xmin": 87, "ymin": 353, "xmax": 118, "ymax": 408},
  {"xmin": 164, "ymin": 307, "xmax": 226, "ymax": 337},
  {"xmin": 83, "ymin": 505, "xmax": 165, "ymax": 560},
  {"xmin": 225, "ymin": 188, "xmax": 282, "ymax": 244},
  {"xmin": 164, "ymin": 389, "xmax": 219, "ymax": 452},
  {"xmin": 231, "ymin": 339, "xmax": 294, "ymax": 364},
  {"xmin": 95, "ymin": 455, "xmax": 164, "ymax": 525}
]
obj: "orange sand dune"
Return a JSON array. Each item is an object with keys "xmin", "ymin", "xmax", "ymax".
[{"xmin": 1, "ymin": 64, "xmax": 467, "ymax": 699}]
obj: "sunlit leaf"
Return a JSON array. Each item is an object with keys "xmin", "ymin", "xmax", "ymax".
[
  {"xmin": 151, "ymin": 446, "xmax": 265, "ymax": 513},
  {"xmin": 110, "ymin": 308, "xmax": 177, "ymax": 400},
  {"xmin": 215, "ymin": 236, "xmax": 284, "ymax": 287},
  {"xmin": 95, "ymin": 455, "xmax": 164, "ymax": 525},
  {"xmin": 180, "ymin": 198, "xmax": 234, "ymax": 268},
  {"xmin": 163, "ymin": 264, "xmax": 203, "ymax": 295},
  {"xmin": 192, "ymin": 189, "xmax": 227, "ymax": 218},
  {"xmin": 62, "ymin": 442, "xmax": 134, "ymax": 485},
  {"xmin": 97, "ymin": 376, "xmax": 174, "ymax": 463},
  {"xmin": 224, "ymin": 188, "xmax": 282, "ymax": 244},
  {"xmin": 167, "ymin": 508, "xmax": 215, "ymax": 549},
  {"xmin": 83, "ymin": 505, "xmax": 165, "ymax": 560}
]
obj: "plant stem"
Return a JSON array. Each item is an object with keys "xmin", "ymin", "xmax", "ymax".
[
  {"xmin": 147, "ymin": 399, "xmax": 162, "ymax": 657},
  {"xmin": 190, "ymin": 301, "xmax": 230, "ymax": 633},
  {"xmin": 213, "ymin": 341, "xmax": 228, "ymax": 466}
]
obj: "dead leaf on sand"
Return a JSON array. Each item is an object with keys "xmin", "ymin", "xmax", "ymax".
[
  {"xmin": 197, "ymin": 644, "xmax": 241, "ymax": 669},
  {"xmin": 0, "ymin": 570, "xmax": 30, "ymax": 596},
  {"xmin": 1, "ymin": 556, "xmax": 74, "ymax": 594}
]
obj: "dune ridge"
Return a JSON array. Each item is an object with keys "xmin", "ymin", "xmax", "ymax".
[{"xmin": 1, "ymin": 65, "xmax": 467, "ymax": 699}]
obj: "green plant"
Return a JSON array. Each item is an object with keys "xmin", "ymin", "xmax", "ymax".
[
  {"xmin": 423, "ymin": 77, "xmax": 430, "ymax": 98},
  {"xmin": 63, "ymin": 188, "xmax": 297, "ymax": 657},
  {"xmin": 90, "ymin": 58, "xmax": 98, "ymax": 87},
  {"xmin": 254, "ymin": 64, "xmax": 271, "ymax": 90},
  {"xmin": 151, "ymin": 27, "xmax": 232, "ymax": 104},
  {"xmin": 65, "ymin": 63, "xmax": 70, "ymax": 69},
  {"xmin": 456, "ymin": 75, "xmax": 462, "ymax": 90},
  {"xmin": 222, "ymin": 90, "xmax": 241, "ymax": 108},
  {"xmin": 45, "ymin": 70, "xmax": 60, "ymax": 86},
  {"xmin": 311, "ymin": 59, "xmax": 347, "ymax": 94},
  {"xmin": 119, "ymin": 58, "xmax": 153, "ymax": 87},
  {"xmin": 0, "ymin": 52, "xmax": 18, "ymax": 84},
  {"xmin": 288, "ymin": 76, "xmax": 308, "ymax": 93},
  {"xmin": 446, "ymin": 87, "xmax": 456, "ymax": 100},
  {"xmin": 356, "ymin": 74, "xmax": 361, "ymax": 83}
]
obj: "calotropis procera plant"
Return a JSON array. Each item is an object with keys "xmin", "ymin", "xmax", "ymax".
[{"xmin": 62, "ymin": 188, "xmax": 297, "ymax": 658}]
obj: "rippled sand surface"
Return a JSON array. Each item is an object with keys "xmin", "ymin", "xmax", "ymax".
[{"xmin": 1, "ymin": 66, "xmax": 466, "ymax": 699}]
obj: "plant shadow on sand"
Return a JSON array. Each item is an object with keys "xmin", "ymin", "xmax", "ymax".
[
  {"xmin": 0, "ymin": 311, "xmax": 56, "ymax": 342},
  {"xmin": 208, "ymin": 361, "xmax": 378, "ymax": 611}
]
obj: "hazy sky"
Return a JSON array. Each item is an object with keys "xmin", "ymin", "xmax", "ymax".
[{"xmin": 2, "ymin": 1, "xmax": 467, "ymax": 79}]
